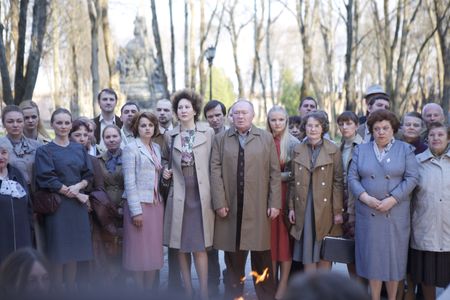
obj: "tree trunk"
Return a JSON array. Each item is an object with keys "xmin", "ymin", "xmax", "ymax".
[
  {"xmin": 266, "ymin": 0, "xmax": 275, "ymax": 105},
  {"xmin": 150, "ymin": 0, "xmax": 170, "ymax": 99},
  {"xmin": 169, "ymin": 0, "xmax": 176, "ymax": 92},
  {"xmin": 70, "ymin": 43, "xmax": 80, "ymax": 115},
  {"xmin": 52, "ymin": 0, "xmax": 61, "ymax": 108},
  {"xmin": 249, "ymin": 0, "xmax": 264, "ymax": 99},
  {"xmin": 198, "ymin": 0, "xmax": 206, "ymax": 97},
  {"xmin": 13, "ymin": 0, "xmax": 28, "ymax": 102},
  {"xmin": 0, "ymin": 24, "xmax": 13, "ymax": 104},
  {"xmin": 296, "ymin": 0, "xmax": 317, "ymax": 101},
  {"xmin": 100, "ymin": 0, "xmax": 120, "ymax": 94},
  {"xmin": 184, "ymin": 0, "xmax": 189, "ymax": 88},
  {"xmin": 343, "ymin": 0, "xmax": 354, "ymax": 111},
  {"xmin": 88, "ymin": 0, "xmax": 100, "ymax": 114},
  {"xmin": 434, "ymin": 0, "xmax": 450, "ymax": 113},
  {"xmin": 7, "ymin": 0, "xmax": 20, "ymax": 75},
  {"xmin": 19, "ymin": 0, "xmax": 47, "ymax": 103},
  {"xmin": 225, "ymin": 0, "xmax": 248, "ymax": 98},
  {"xmin": 189, "ymin": 0, "xmax": 196, "ymax": 89}
]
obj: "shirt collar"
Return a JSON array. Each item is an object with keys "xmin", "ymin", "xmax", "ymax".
[{"xmin": 99, "ymin": 113, "xmax": 116, "ymax": 124}]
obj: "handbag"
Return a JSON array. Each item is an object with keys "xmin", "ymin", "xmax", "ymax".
[
  {"xmin": 90, "ymin": 188, "xmax": 120, "ymax": 235},
  {"xmin": 320, "ymin": 236, "xmax": 355, "ymax": 264},
  {"xmin": 32, "ymin": 190, "xmax": 62, "ymax": 214},
  {"xmin": 159, "ymin": 135, "xmax": 175, "ymax": 201}
]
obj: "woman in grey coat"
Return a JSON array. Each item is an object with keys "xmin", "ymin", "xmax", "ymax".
[{"xmin": 348, "ymin": 110, "xmax": 419, "ymax": 300}]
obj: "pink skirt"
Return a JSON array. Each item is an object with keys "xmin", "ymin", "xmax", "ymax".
[{"xmin": 122, "ymin": 202, "xmax": 164, "ymax": 271}]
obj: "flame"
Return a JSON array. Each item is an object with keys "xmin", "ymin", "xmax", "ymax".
[
  {"xmin": 240, "ymin": 275, "xmax": 246, "ymax": 282},
  {"xmin": 250, "ymin": 267, "xmax": 269, "ymax": 284},
  {"xmin": 234, "ymin": 298, "xmax": 244, "ymax": 300}
]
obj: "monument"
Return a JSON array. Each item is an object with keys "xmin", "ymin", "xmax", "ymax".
[{"xmin": 118, "ymin": 16, "xmax": 166, "ymax": 109}]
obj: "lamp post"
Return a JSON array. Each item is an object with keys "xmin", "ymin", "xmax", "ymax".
[{"xmin": 205, "ymin": 45, "xmax": 216, "ymax": 101}]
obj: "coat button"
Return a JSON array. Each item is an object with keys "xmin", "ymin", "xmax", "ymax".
[
  {"xmin": 385, "ymin": 175, "xmax": 390, "ymax": 179},
  {"xmin": 299, "ymin": 167, "xmax": 302, "ymax": 170},
  {"xmin": 296, "ymin": 197, "xmax": 299, "ymax": 201},
  {"xmin": 297, "ymin": 182, "xmax": 300, "ymax": 185},
  {"xmin": 371, "ymin": 175, "xmax": 375, "ymax": 179},
  {"xmin": 321, "ymin": 182, "xmax": 325, "ymax": 186},
  {"xmin": 371, "ymin": 213, "xmax": 375, "ymax": 217},
  {"xmin": 321, "ymin": 167, "xmax": 325, "ymax": 170},
  {"xmin": 324, "ymin": 198, "xmax": 327, "ymax": 202}
]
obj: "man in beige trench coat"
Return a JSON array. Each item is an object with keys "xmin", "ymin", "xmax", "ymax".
[{"xmin": 210, "ymin": 99, "xmax": 281, "ymax": 300}]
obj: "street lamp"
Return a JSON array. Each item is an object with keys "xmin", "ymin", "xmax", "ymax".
[{"xmin": 205, "ymin": 45, "xmax": 216, "ymax": 101}]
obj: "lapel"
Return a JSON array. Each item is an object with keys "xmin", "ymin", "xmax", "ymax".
[
  {"xmin": 170, "ymin": 124, "xmax": 209, "ymax": 151},
  {"xmin": 293, "ymin": 143, "xmax": 312, "ymax": 171},
  {"xmin": 170, "ymin": 126, "xmax": 182, "ymax": 152},
  {"xmin": 293, "ymin": 140, "xmax": 336, "ymax": 171},
  {"xmin": 314, "ymin": 141, "xmax": 334, "ymax": 168},
  {"xmin": 228, "ymin": 125, "xmax": 260, "ymax": 146},
  {"xmin": 192, "ymin": 123, "xmax": 208, "ymax": 148},
  {"xmin": 135, "ymin": 138, "xmax": 154, "ymax": 164}
]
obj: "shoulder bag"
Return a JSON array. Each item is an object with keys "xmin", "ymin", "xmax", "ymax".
[{"xmin": 159, "ymin": 135, "xmax": 175, "ymax": 201}]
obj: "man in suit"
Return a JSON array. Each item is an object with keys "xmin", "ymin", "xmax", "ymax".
[
  {"xmin": 93, "ymin": 88, "xmax": 123, "ymax": 151},
  {"xmin": 211, "ymin": 99, "xmax": 281, "ymax": 300}
]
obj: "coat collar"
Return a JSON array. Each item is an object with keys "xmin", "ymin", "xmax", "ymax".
[
  {"xmin": 416, "ymin": 146, "xmax": 450, "ymax": 163},
  {"xmin": 227, "ymin": 125, "xmax": 261, "ymax": 143},
  {"xmin": 169, "ymin": 123, "xmax": 209, "ymax": 151},
  {"xmin": 293, "ymin": 139, "xmax": 338, "ymax": 171}
]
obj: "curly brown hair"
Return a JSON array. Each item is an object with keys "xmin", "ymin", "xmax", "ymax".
[
  {"xmin": 367, "ymin": 109, "xmax": 400, "ymax": 134},
  {"xmin": 171, "ymin": 89, "xmax": 203, "ymax": 122},
  {"xmin": 131, "ymin": 111, "xmax": 159, "ymax": 138}
]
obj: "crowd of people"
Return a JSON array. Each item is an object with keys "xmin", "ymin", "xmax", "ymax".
[{"xmin": 0, "ymin": 85, "xmax": 449, "ymax": 300}]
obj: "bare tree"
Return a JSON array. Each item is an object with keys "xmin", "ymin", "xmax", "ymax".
[
  {"xmin": 433, "ymin": 0, "xmax": 450, "ymax": 113},
  {"xmin": 51, "ymin": 0, "xmax": 62, "ymax": 108},
  {"xmin": 100, "ymin": 0, "xmax": 120, "ymax": 95},
  {"xmin": 225, "ymin": 0, "xmax": 251, "ymax": 98},
  {"xmin": 296, "ymin": 0, "xmax": 319, "ymax": 101},
  {"xmin": 184, "ymin": 0, "xmax": 189, "ymax": 88},
  {"xmin": 169, "ymin": 0, "xmax": 176, "ymax": 92},
  {"xmin": 249, "ymin": 0, "xmax": 265, "ymax": 99},
  {"xmin": 343, "ymin": 0, "xmax": 354, "ymax": 110},
  {"xmin": 150, "ymin": 0, "xmax": 170, "ymax": 99},
  {"xmin": 371, "ymin": 0, "xmax": 422, "ymax": 113},
  {"xmin": 0, "ymin": 0, "xmax": 48, "ymax": 105},
  {"xmin": 88, "ymin": 0, "xmax": 100, "ymax": 113}
]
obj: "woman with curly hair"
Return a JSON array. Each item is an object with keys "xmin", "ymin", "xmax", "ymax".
[{"xmin": 162, "ymin": 89, "xmax": 215, "ymax": 299}]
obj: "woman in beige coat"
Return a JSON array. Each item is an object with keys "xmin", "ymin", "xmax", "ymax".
[
  {"xmin": 162, "ymin": 89, "xmax": 215, "ymax": 300},
  {"xmin": 288, "ymin": 111, "xmax": 344, "ymax": 272}
]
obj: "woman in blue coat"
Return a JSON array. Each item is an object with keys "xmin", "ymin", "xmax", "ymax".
[
  {"xmin": 35, "ymin": 108, "xmax": 93, "ymax": 290},
  {"xmin": 348, "ymin": 109, "xmax": 419, "ymax": 300}
]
